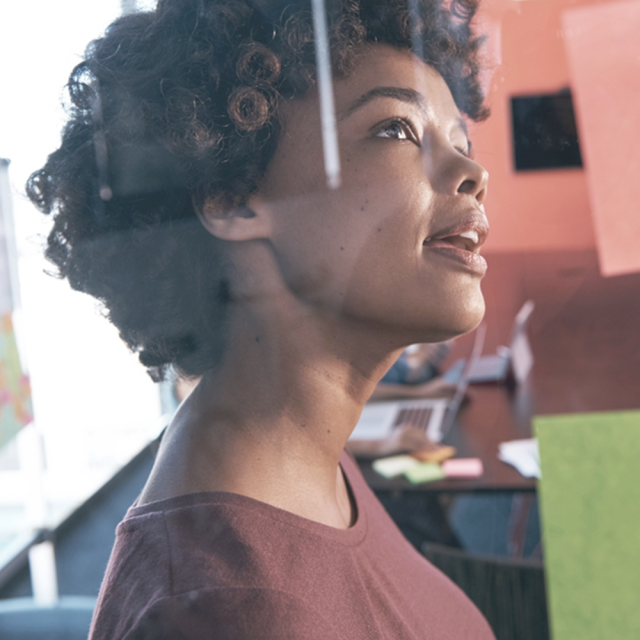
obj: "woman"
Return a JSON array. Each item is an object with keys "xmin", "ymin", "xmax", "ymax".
[{"xmin": 28, "ymin": 0, "xmax": 494, "ymax": 637}]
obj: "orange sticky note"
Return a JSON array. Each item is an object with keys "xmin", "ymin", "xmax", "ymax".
[
  {"xmin": 563, "ymin": 0, "xmax": 640, "ymax": 276},
  {"xmin": 411, "ymin": 444, "xmax": 456, "ymax": 464}
]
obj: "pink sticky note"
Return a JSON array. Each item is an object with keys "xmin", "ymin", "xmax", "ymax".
[
  {"xmin": 563, "ymin": 0, "xmax": 640, "ymax": 276},
  {"xmin": 442, "ymin": 458, "xmax": 484, "ymax": 478}
]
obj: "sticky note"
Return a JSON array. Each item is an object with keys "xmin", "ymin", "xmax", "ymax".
[
  {"xmin": 372, "ymin": 455, "xmax": 419, "ymax": 479},
  {"xmin": 535, "ymin": 410, "xmax": 640, "ymax": 640},
  {"xmin": 404, "ymin": 462, "xmax": 446, "ymax": 485},
  {"xmin": 412, "ymin": 444, "xmax": 456, "ymax": 464},
  {"xmin": 563, "ymin": 1, "xmax": 640, "ymax": 276},
  {"xmin": 442, "ymin": 458, "xmax": 483, "ymax": 478}
]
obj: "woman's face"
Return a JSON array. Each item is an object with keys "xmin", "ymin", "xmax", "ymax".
[{"xmin": 251, "ymin": 44, "xmax": 489, "ymax": 344}]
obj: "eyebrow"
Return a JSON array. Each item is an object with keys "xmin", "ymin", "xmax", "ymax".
[
  {"xmin": 340, "ymin": 86, "xmax": 428, "ymax": 120},
  {"xmin": 339, "ymin": 85, "xmax": 470, "ymax": 142}
]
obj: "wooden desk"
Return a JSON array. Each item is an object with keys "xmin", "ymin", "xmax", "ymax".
[{"xmin": 358, "ymin": 250, "xmax": 640, "ymax": 493}]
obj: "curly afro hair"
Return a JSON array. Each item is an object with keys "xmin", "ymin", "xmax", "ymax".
[{"xmin": 27, "ymin": 0, "xmax": 488, "ymax": 381}]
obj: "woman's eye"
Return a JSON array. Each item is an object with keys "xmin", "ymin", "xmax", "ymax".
[
  {"xmin": 455, "ymin": 142, "xmax": 474, "ymax": 159},
  {"xmin": 374, "ymin": 120, "xmax": 413, "ymax": 141}
]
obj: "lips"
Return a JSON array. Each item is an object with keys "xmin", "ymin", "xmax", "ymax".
[
  {"xmin": 424, "ymin": 213, "xmax": 489, "ymax": 253},
  {"xmin": 423, "ymin": 212, "xmax": 489, "ymax": 274}
]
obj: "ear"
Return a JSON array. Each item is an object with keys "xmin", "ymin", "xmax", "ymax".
[{"xmin": 195, "ymin": 195, "xmax": 272, "ymax": 242}]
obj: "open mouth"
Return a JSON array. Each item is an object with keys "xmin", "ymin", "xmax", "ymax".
[
  {"xmin": 422, "ymin": 213, "xmax": 489, "ymax": 274},
  {"xmin": 423, "ymin": 230, "xmax": 481, "ymax": 253},
  {"xmin": 423, "ymin": 226, "xmax": 487, "ymax": 274}
]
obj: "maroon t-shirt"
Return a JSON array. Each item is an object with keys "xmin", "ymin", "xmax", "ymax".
[{"xmin": 89, "ymin": 453, "xmax": 495, "ymax": 639}]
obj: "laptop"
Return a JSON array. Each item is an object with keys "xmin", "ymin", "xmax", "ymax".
[
  {"xmin": 464, "ymin": 300, "xmax": 535, "ymax": 384},
  {"xmin": 349, "ymin": 324, "xmax": 486, "ymax": 445}
]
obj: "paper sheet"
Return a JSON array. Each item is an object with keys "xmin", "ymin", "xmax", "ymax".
[
  {"xmin": 498, "ymin": 438, "xmax": 540, "ymax": 479},
  {"xmin": 563, "ymin": 0, "xmax": 640, "ymax": 276}
]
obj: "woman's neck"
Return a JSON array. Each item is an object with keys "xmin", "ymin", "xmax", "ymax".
[{"xmin": 139, "ymin": 290, "xmax": 402, "ymax": 527}]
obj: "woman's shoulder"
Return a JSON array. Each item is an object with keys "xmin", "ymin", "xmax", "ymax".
[
  {"xmin": 90, "ymin": 470, "xmax": 365, "ymax": 640},
  {"xmin": 103, "ymin": 458, "xmax": 365, "ymax": 587},
  {"xmin": 92, "ymin": 586, "xmax": 341, "ymax": 640}
]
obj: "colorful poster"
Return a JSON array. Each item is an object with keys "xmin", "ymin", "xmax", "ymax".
[{"xmin": 0, "ymin": 313, "xmax": 32, "ymax": 449}]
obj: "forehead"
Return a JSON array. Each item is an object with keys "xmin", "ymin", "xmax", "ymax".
[
  {"xmin": 278, "ymin": 44, "xmax": 465, "ymax": 140},
  {"xmin": 334, "ymin": 44, "xmax": 462, "ymax": 122}
]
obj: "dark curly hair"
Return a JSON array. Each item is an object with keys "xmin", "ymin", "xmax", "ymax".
[{"xmin": 27, "ymin": 0, "xmax": 489, "ymax": 381}]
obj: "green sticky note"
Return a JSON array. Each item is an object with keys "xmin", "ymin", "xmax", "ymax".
[
  {"xmin": 372, "ymin": 455, "xmax": 419, "ymax": 479},
  {"xmin": 534, "ymin": 411, "xmax": 640, "ymax": 640},
  {"xmin": 404, "ymin": 462, "xmax": 445, "ymax": 485}
]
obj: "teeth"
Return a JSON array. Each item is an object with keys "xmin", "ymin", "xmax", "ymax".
[{"xmin": 458, "ymin": 230, "xmax": 479, "ymax": 244}]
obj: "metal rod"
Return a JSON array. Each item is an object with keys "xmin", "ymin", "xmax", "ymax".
[
  {"xmin": 408, "ymin": 0, "xmax": 425, "ymax": 61},
  {"xmin": 311, "ymin": 0, "xmax": 341, "ymax": 190}
]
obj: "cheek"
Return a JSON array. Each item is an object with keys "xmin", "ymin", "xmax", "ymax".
[
  {"xmin": 269, "ymin": 194, "xmax": 361, "ymax": 298},
  {"xmin": 340, "ymin": 229, "xmax": 486, "ymax": 341},
  {"xmin": 267, "ymin": 173, "xmax": 425, "ymax": 309},
  {"xmin": 334, "ymin": 219, "xmax": 418, "ymax": 310}
]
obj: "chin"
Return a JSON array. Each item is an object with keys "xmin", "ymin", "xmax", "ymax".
[
  {"xmin": 460, "ymin": 295, "xmax": 486, "ymax": 333},
  {"xmin": 425, "ymin": 293, "xmax": 486, "ymax": 343}
]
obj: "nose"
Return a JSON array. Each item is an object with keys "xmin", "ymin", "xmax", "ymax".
[
  {"xmin": 424, "ymin": 135, "xmax": 489, "ymax": 206},
  {"xmin": 456, "ymin": 157, "xmax": 488, "ymax": 206}
]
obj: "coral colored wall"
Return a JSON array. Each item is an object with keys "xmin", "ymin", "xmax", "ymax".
[{"xmin": 470, "ymin": 0, "xmax": 613, "ymax": 253}]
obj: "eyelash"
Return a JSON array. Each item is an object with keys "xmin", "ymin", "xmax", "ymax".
[
  {"xmin": 372, "ymin": 118, "xmax": 417, "ymax": 143},
  {"xmin": 373, "ymin": 118, "xmax": 473, "ymax": 158},
  {"xmin": 455, "ymin": 145, "xmax": 473, "ymax": 159}
]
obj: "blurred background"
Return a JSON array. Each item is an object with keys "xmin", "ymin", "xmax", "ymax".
[{"xmin": 0, "ymin": 0, "xmax": 164, "ymax": 572}]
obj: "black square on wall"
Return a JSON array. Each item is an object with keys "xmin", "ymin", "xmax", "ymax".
[{"xmin": 511, "ymin": 89, "xmax": 583, "ymax": 171}]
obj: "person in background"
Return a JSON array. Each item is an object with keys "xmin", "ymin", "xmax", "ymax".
[
  {"xmin": 28, "ymin": 0, "xmax": 494, "ymax": 637},
  {"xmin": 373, "ymin": 340, "xmax": 455, "ymax": 399}
]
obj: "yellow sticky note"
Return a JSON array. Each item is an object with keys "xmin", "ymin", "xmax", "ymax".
[{"xmin": 372, "ymin": 455, "xmax": 419, "ymax": 479}]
